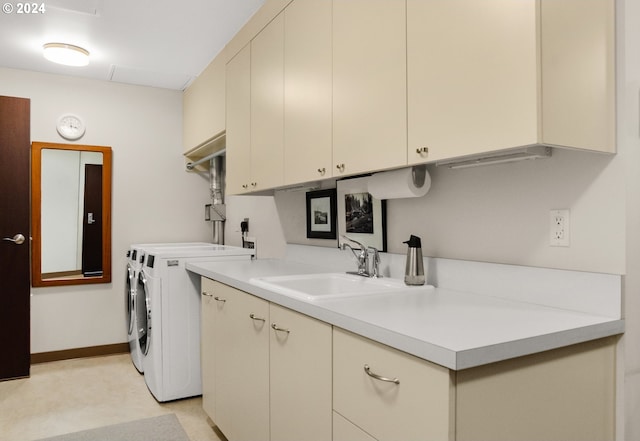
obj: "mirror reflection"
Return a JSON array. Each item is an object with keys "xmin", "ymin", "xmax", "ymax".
[{"xmin": 31, "ymin": 142, "xmax": 112, "ymax": 287}]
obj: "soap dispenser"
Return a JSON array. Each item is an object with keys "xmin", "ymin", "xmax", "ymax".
[{"xmin": 403, "ymin": 235, "xmax": 425, "ymax": 286}]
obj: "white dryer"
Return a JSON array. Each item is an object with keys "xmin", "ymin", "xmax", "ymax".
[
  {"xmin": 137, "ymin": 245, "xmax": 253, "ymax": 402},
  {"xmin": 125, "ymin": 242, "xmax": 212, "ymax": 373}
]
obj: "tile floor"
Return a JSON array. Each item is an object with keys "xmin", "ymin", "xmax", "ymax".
[{"xmin": 0, "ymin": 353, "xmax": 223, "ymax": 441}]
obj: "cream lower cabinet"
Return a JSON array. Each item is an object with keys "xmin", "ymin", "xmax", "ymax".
[
  {"xmin": 269, "ymin": 304, "xmax": 332, "ymax": 441},
  {"xmin": 202, "ymin": 279, "xmax": 615, "ymax": 441},
  {"xmin": 334, "ymin": 328, "xmax": 616, "ymax": 441},
  {"xmin": 333, "ymin": 328, "xmax": 454, "ymax": 441},
  {"xmin": 210, "ymin": 280, "xmax": 270, "ymax": 441},
  {"xmin": 201, "ymin": 278, "xmax": 332, "ymax": 441},
  {"xmin": 200, "ymin": 278, "xmax": 218, "ymax": 421}
]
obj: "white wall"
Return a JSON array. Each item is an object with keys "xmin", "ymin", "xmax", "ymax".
[
  {"xmin": 0, "ymin": 67, "xmax": 213, "ymax": 353},
  {"xmin": 276, "ymin": 146, "xmax": 625, "ymax": 275}
]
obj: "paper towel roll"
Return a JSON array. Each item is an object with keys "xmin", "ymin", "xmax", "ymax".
[{"xmin": 367, "ymin": 166, "xmax": 431, "ymax": 199}]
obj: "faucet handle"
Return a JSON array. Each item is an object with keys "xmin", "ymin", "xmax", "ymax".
[
  {"xmin": 366, "ymin": 246, "xmax": 382, "ymax": 278},
  {"xmin": 341, "ymin": 235, "xmax": 366, "ymax": 251}
]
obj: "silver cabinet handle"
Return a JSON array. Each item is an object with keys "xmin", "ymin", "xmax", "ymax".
[
  {"xmin": 242, "ymin": 184, "xmax": 248, "ymax": 189},
  {"xmin": 202, "ymin": 291, "xmax": 214, "ymax": 297},
  {"xmin": 3, "ymin": 234, "xmax": 25, "ymax": 245},
  {"xmin": 336, "ymin": 163, "xmax": 345, "ymax": 172},
  {"xmin": 416, "ymin": 147, "xmax": 428, "ymax": 156},
  {"xmin": 271, "ymin": 323, "xmax": 290, "ymax": 334},
  {"xmin": 317, "ymin": 167, "xmax": 326, "ymax": 176},
  {"xmin": 213, "ymin": 296, "xmax": 226, "ymax": 303},
  {"xmin": 249, "ymin": 313, "xmax": 265, "ymax": 322},
  {"xmin": 364, "ymin": 364, "xmax": 400, "ymax": 385},
  {"xmin": 251, "ymin": 182, "xmax": 257, "ymax": 188}
]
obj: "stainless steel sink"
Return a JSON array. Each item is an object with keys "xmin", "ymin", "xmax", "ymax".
[{"xmin": 249, "ymin": 272, "xmax": 413, "ymax": 301}]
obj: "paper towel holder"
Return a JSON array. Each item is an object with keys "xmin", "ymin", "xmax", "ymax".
[{"xmin": 411, "ymin": 165, "xmax": 427, "ymax": 188}]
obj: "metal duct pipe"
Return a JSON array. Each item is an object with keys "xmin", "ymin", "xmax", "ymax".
[{"xmin": 209, "ymin": 155, "xmax": 226, "ymax": 245}]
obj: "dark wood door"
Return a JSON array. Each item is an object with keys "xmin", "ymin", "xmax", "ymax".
[
  {"xmin": 0, "ymin": 95, "xmax": 31, "ymax": 380},
  {"xmin": 81, "ymin": 164, "xmax": 103, "ymax": 276}
]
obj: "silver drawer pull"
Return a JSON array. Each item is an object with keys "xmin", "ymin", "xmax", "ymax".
[
  {"xmin": 364, "ymin": 364, "xmax": 400, "ymax": 385},
  {"xmin": 271, "ymin": 323, "xmax": 290, "ymax": 334},
  {"xmin": 213, "ymin": 296, "xmax": 226, "ymax": 303},
  {"xmin": 202, "ymin": 291, "xmax": 213, "ymax": 297},
  {"xmin": 250, "ymin": 313, "xmax": 265, "ymax": 322}
]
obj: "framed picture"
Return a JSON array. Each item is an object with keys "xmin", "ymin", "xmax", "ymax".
[
  {"xmin": 337, "ymin": 176, "xmax": 386, "ymax": 251},
  {"xmin": 306, "ymin": 189, "xmax": 337, "ymax": 239}
]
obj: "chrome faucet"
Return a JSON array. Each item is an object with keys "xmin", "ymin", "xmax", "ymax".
[{"xmin": 341, "ymin": 235, "xmax": 381, "ymax": 278}]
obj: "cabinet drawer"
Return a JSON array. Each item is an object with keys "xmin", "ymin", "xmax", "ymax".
[
  {"xmin": 333, "ymin": 411, "xmax": 377, "ymax": 441},
  {"xmin": 333, "ymin": 328, "xmax": 453, "ymax": 441}
]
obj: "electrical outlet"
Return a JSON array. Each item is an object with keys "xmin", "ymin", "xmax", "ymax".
[
  {"xmin": 243, "ymin": 236, "xmax": 257, "ymax": 258},
  {"xmin": 550, "ymin": 209, "xmax": 570, "ymax": 247}
]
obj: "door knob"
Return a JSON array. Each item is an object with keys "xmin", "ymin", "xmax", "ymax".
[{"xmin": 2, "ymin": 234, "xmax": 25, "ymax": 245}]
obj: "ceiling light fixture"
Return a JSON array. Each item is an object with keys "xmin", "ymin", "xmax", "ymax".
[{"xmin": 43, "ymin": 43, "xmax": 90, "ymax": 67}]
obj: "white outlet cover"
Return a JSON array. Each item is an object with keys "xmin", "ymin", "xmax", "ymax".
[{"xmin": 550, "ymin": 209, "xmax": 570, "ymax": 247}]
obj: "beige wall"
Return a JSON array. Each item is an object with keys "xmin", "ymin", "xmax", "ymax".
[{"xmin": 0, "ymin": 67, "xmax": 213, "ymax": 353}]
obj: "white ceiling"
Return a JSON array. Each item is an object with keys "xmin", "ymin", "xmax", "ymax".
[{"xmin": 0, "ymin": 0, "xmax": 265, "ymax": 90}]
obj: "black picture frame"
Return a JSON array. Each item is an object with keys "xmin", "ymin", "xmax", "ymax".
[
  {"xmin": 337, "ymin": 176, "xmax": 387, "ymax": 251},
  {"xmin": 306, "ymin": 189, "xmax": 337, "ymax": 239}
]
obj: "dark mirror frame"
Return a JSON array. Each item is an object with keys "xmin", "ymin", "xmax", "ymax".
[{"xmin": 31, "ymin": 141, "xmax": 112, "ymax": 287}]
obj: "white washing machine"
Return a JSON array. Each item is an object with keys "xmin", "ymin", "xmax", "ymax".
[
  {"xmin": 125, "ymin": 242, "xmax": 213, "ymax": 373},
  {"xmin": 137, "ymin": 245, "xmax": 254, "ymax": 402}
]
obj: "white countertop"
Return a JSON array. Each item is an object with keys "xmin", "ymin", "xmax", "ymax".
[{"xmin": 186, "ymin": 256, "xmax": 624, "ymax": 370}]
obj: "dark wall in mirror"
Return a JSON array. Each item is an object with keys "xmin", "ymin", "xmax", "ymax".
[{"xmin": 31, "ymin": 142, "xmax": 112, "ymax": 287}]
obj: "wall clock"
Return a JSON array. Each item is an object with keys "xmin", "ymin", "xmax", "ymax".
[{"xmin": 56, "ymin": 114, "xmax": 86, "ymax": 140}]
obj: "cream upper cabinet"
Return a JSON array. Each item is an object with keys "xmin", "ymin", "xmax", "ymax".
[
  {"xmin": 283, "ymin": 0, "xmax": 332, "ymax": 185},
  {"xmin": 213, "ymin": 281, "xmax": 270, "ymax": 441},
  {"xmin": 332, "ymin": 0, "xmax": 407, "ymax": 178},
  {"xmin": 269, "ymin": 304, "xmax": 332, "ymax": 441},
  {"xmin": 407, "ymin": 0, "xmax": 538, "ymax": 165},
  {"xmin": 540, "ymin": 0, "xmax": 615, "ymax": 152},
  {"xmin": 183, "ymin": 55, "xmax": 226, "ymax": 152},
  {"xmin": 225, "ymin": 45, "xmax": 252, "ymax": 195},
  {"xmin": 251, "ymin": 12, "xmax": 285, "ymax": 191}
]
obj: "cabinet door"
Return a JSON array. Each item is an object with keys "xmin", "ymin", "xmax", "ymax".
[
  {"xmin": 226, "ymin": 45, "xmax": 252, "ymax": 195},
  {"xmin": 270, "ymin": 304, "xmax": 332, "ymax": 441},
  {"xmin": 183, "ymin": 55, "xmax": 226, "ymax": 151},
  {"xmin": 214, "ymin": 282, "xmax": 270, "ymax": 441},
  {"xmin": 540, "ymin": 0, "xmax": 615, "ymax": 152},
  {"xmin": 407, "ymin": 0, "xmax": 538, "ymax": 164},
  {"xmin": 251, "ymin": 12, "xmax": 285, "ymax": 191},
  {"xmin": 332, "ymin": 0, "xmax": 407, "ymax": 177},
  {"xmin": 284, "ymin": 0, "xmax": 332, "ymax": 185},
  {"xmin": 200, "ymin": 277, "xmax": 217, "ymax": 421},
  {"xmin": 333, "ymin": 328, "xmax": 454, "ymax": 441},
  {"xmin": 333, "ymin": 411, "xmax": 378, "ymax": 441}
]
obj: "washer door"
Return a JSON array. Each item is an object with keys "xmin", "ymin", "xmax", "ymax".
[
  {"xmin": 135, "ymin": 270, "xmax": 152, "ymax": 356},
  {"xmin": 125, "ymin": 263, "xmax": 135, "ymax": 335}
]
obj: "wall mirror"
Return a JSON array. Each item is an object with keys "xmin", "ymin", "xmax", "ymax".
[{"xmin": 31, "ymin": 142, "xmax": 112, "ymax": 287}]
